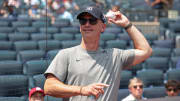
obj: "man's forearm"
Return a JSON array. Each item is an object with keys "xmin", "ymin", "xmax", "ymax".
[
  {"xmin": 44, "ymin": 75, "xmax": 81, "ymax": 98},
  {"xmin": 126, "ymin": 25, "xmax": 151, "ymax": 51}
]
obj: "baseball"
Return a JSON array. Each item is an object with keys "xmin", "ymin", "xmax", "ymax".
[{"xmin": 105, "ymin": 11, "xmax": 116, "ymax": 19}]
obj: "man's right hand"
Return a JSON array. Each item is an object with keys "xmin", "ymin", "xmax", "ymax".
[{"xmin": 80, "ymin": 83, "xmax": 109, "ymax": 99}]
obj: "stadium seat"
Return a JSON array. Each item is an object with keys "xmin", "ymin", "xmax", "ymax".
[
  {"xmin": 153, "ymin": 39, "xmax": 175, "ymax": 49},
  {"xmin": 172, "ymin": 48, "xmax": 180, "ymax": 56},
  {"xmin": 12, "ymin": 21, "xmax": 30, "ymax": 28},
  {"xmin": 0, "ymin": 75, "xmax": 28, "ymax": 97},
  {"xmin": 151, "ymin": 48, "xmax": 171, "ymax": 58},
  {"xmin": 100, "ymin": 33, "xmax": 116, "ymax": 41},
  {"xmin": 39, "ymin": 27, "xmax": 59, "ymax": 34},
  {"xmin": 30, "ymin": 33, "xmax": 51, "ymax": 41},
  {"xmin": 60, "ymin": 27, "xmax": 79, "ymax": 34},
  {"xmin": 0, "ymin": 21, "xmax": 9, "ymax": 27},
  {"xmin": 143, "ymin": 86, "xmax": 166, "ymax": 98},
  {"xmin": 8, "ymin": 33, "xmax": 29, "ymax": 42},
  {"xmin": 0, "ymin": 60, "xmax": 23, "ymax": 75},
  {"xmin": 119, "ymin": 70, "xmax": 133, "ymax": 89},
  {"xmin": 14, "ymin": 41, "xmax": 38, "ymax": 52},
  {"xmin": 104, "ymin": 27, "xmax": 122, "ymax": 34},
  {"xmin": 118, "ymin": 33, "xmax": 131, "ymax": 41},
  {"xmin": 0, "ymin": 41, "xmax": 13, "ymax": 50},
  {"xmin": 169, "ymin": 56, "xmax": 180, "ymax": 68},
  {"xmin": 23, "ymin": 60, "xmax": 50, "ymax": 76},
  {"xmin": 117, "ymin": 89, "xmax": 129, "ymax": 101},
  {"xmin": 38, "ymin": 40, "xmax": 61, "ymax": 51},
  {"xmin": 144, "ymin": 57, "xmax": 169, "ymax": 72},
  {"xmin": 137, "ymin": 69, "xmax": 164, "ymax": 87},
  {"xmin": 32, "ymin": 21, "xmax": 50, "ymax": 28},
  {"xmin": 0, "ymin": 33, "xmax": 8, "ymax": 41},
  {"xmin": 0, "ymin": 96, "xmax": 26, "ymax": 101},
  {"xmin": 0, "ymin": 50, "xmax": 16, "ymax": 61},
  {"xmin": 74, "ymin": 33, "xmax": 82, "ymax": 40},
  {"xmin": 0, "ymin": 27, "xmax": 14, "ymax": 33},
  {"xmin": 53, "ymin": 33, "xmax": 74, "ymax": 41},
  {"xmin": 17, "ymin": 50, "xmax": 45, "ymax": 63},
  {"xmin": 45, "ymin": 96, "xmax": 63, "ymax": 101},
  {"xmin": 52, "ymin": 18, "xmax": 70, "ymax": 27},
  {"xmin": 106, "ymin": 40, "xmax": 127, "ymax": 49},
  {"xmin": 31, "ymin": 74, "xmax": 46, "ymax": 89},
  {"xmin": 46, "ymin": 50, "xmax": 59, "ymax": 60},
  {"xmin": 17, "ymin": 27, "xmax": 38, "ymax": 33},
  {"xmin": 61, "ymin": 40, "xmax": 80, "ymax": 49},
  {"xmin": 166, "ymin": 69, "xmax": 180, "ymax": 81}
]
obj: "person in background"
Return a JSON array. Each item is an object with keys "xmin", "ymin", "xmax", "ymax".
[
  {"xmin": 165, "ymin": 80, "xmax": 180, "ymax": 97},
  {"xmin": 44, "ymin": 6, "xmax": 152, "ymax": 101},
  {"xmin": 29, "ymin": 87, "xmax": 45, "ymax": 101},
  {"xmin": 122, "ymin": 77, "xmax": 147, "ymax": 101}
]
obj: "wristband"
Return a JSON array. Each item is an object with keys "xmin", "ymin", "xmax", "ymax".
[{"xmin": 124, "ymin": 22, "xmax": 133, "ymax": 30}]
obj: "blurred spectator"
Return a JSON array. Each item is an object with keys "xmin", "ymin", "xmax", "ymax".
[
  {"xmin": 122, "ymin": 77, "xmax": 147, "ymax": 101},
  {"xmin": 176, "ymin": 58, "xmax": 180, "ymax": 69},
  {"xmin": 145, "ymin": 0, "xmax": 174, "ymax": 21},
  {"xmin": 0, "ymin": 8, "xmax": 8, "ymax": 17},
  {"xmin": 56, "ymin": 5, "xmax": 73, "ymax": 23},
  {"xmin": 165, "ymin": 80, "xmax": 180, "ymax": 97},
  {"xmin": 63, "ymin": 0, "xmax": 79, "ymax": 13},
  {"xmin": 92, "ymin": 0, "xmax": 105, "ymax": 10},
  {"xmin": 29, "ymin": 87, "xmax": 45, "ymax": 101},
  {"xmin": 2, "ymin": 0, "xmax": 18, "ymax": 18},
  {"xmin": 28, "ymin": 0, "xmax": 42, "ymax": 19}
]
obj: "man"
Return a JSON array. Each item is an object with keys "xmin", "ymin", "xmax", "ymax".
[
  {"xmin": 122, "ymin": 77, "xmax": 147, "ymax": 101},
  {"xmin": 29, "ymin": 87, "xmax": 45, "ymax": 101},
  {"xmin": 165, "ymin": 80, "xmax": 180, "ymax": 97},
  {"xmin": 44, "ymin": 6, "xmax": 152, "ymax": 101}
]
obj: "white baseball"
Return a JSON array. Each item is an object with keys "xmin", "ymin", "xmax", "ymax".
[{"xmin": 105, "ymin": 11, "xmax": 116, "ymax": 19}]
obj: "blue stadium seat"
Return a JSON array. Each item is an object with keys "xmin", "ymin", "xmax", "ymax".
[{"xmin": 14, "ymin": 41, "xmax": 38, "ymax": 52}]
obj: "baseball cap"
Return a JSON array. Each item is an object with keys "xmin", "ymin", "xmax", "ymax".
[
  {"xmin": 77, "ymin": 6, "xmax": 106, "ymax": 23},
  {"xmin": 29, "ymin": 87, "xmax": 45, "ymax": 100}
]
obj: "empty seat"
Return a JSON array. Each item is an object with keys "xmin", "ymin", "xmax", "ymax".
[
  {"xmin": 0, "ymin": 33, "xmax": 8, "ymax": 41},
  {"xmin": 100, "ymin": 33, "xmax": 116, "ymax": 41},
  {"xmin": 45, "ymin": 96, "xmax": 63, "ymax": 101},
  {"xmin": 169, "ymin": 56, "xmax": 180, "ymax": 68},
  {"xmin": 144, "ymin": 34, "xmax": 159, "ymax": 42},
  {"xmin": 0, "ymin": 41, "xmax": 13, "ymax": 50},
  {"xmin": 172, "ymin": 48, "xmax": 180, "ymax": 56},
  {"xmin": 39, "ymin": 27, "xmax": 59, "ymax": 34},
  {"xmin": 17, "ymin": 50, "xmax": 45, "ymax": 63},
  {"xmin": 118, "ymin": 33, "xmax": 131, "ymax": 41},
  {"xmin": 46, "ymin": 50, "xmax": 59, "ymax": 60},
  {"xmin": 119, "ymin": 70, "xmax": 133, "ymax": 89},
  {"xmin": 151, "ymin": 48, "xmax": 171, "ymax": 57},
  {"xmin": 61, "ymin": 40, "xmax": 80, "ymax": 48},
  {"xmin": 53, "ymin": 33, "xmax": 74, "ymax": 41},
  {"xmin": 104, "ymin": 27, "xmax": 122, "ymax": 34},
  {"xmin": 0, "ymin": 75, "xmax": 28, "ymax": 97},
  {"xmin": 52, "ymin": 18, "xmax": 70, "ymax": 27},
  {"xmin": 0, "ymin": 27, "xmax": 14, "ymax": 33},
  {"xmin": 0, "ymin": 96, "xmax": 26, "ymax": 101},
  {"xmin": 144, "ymin": 57, "xmax": 169, "ymax": 72},
  {"xmin": 8, "ymin": 34, "xmax": 29, "ymax": 42},
  {"xmin": 14, "ymin": 41, "xmax": 38, "ymax": 52},
  {"xmin": 32, "ymin": 74, "xmax": 46, "ymax": 89},
  {"xmin": 143, "ymin": 86, "xmax": 166, "ymax": 98},
  {"xmin": 166, "ymin": 69, "xmax": 180, "ymax": 81},
  {"xmin": 38, "ymin": 40, "xmax": 61, "ymax": 51},
  {"xmin": 117, "ymin": 89, "xmax": 129, "ymax": 101},
  {"xmin": 12, "ymin": 21, "xmax": 30, "ymax": 28},
  {"xmin": 23, "ymin": 60, "xmax": 50, "ymax": 76},
  {"xmin": 0, "ymin": 61, "xmax": 23, "ymax": 75},
  {"xmin": 153, "ymin": 39, "xmax": 175, "ymax": 49},
  {"xmin": 106, "ymin": 40, "xmax": 127, "ymax": 49},
  {"xmin": 17, "ymin": 27, "xmax": 38, "ymax": 33},
  {"xmin": 74, "ymin": 33, "xmax": 82, "ymax": 40},
  {"xmin": 0, "ymin": 21, "xmax": 9, "ymax": 27},
  {"xmin": 30, "ymin": 33, "xmax": 51, "ymax": 41},
  {"xmin": 32, "ymin": 21, "xmax": 50, "ymax": 28},
  {"xmin": 0, "ymin": 50, "xmax": 16, "ymax": 61},
  {"xmin": 137, "ymin": 69, "xmax": 164, "ymax": 87},
  {"xmin": 60, "ymin": 27, "xmax": 79, "ymax": 34}
]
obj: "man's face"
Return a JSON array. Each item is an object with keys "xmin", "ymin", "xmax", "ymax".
[
  {"xmin": 79, "ymin": 13, "xmax": 106, "ymax": 39},
  {"xmin": 30, "ymin": 92, "xmax": 44, "ymax": 101},
  {"xmin": 166, "ymin": 86, "xmax": 179, "ymax": 97},
  {"xmin": 129, "ymin": 82, "xmax": 144, "ymax": 99}
]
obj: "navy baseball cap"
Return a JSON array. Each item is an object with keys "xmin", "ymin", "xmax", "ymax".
[{"xmin": 77, "ymin": 6, "xmax": 106, "ymax": 23}]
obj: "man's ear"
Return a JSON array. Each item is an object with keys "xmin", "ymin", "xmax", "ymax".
[{"xmin": 101, "ymin": 23, "xmax": 106, "ymax": 32}]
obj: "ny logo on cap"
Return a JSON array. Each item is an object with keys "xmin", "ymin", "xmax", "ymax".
[{"xmin": 86, "ymin": 7, "xmax": 93, "ymax": 11}]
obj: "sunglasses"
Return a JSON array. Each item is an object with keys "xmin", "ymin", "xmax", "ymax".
[
  {"xmin": 133, "ymin": 85, "xmax": 143, "ymax": 89},
  {"xmin": 79, "ymin": 17, "xmax": 98, "ymax": 25},
  {"xmin": 167, "ymin": 88, "xmax": 178, "ymax": 92}
]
